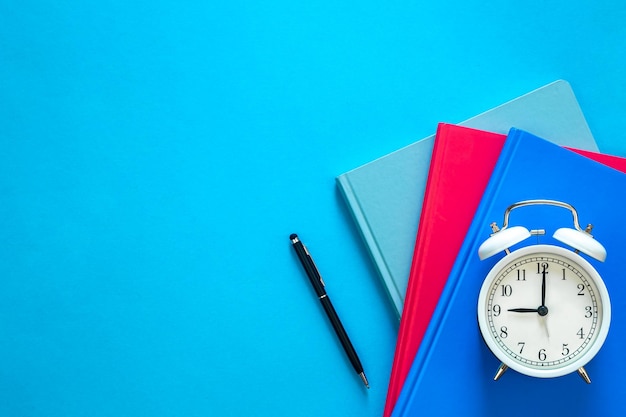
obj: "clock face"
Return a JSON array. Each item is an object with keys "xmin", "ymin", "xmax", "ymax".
[{"xmin": 477, "ymin": 245, "xmax": 611, "ymax": 378}]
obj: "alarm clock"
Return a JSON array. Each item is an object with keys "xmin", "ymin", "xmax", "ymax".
[{"xmin": 476, "ymin": 199, "xmax": 611, "ymax": 383}]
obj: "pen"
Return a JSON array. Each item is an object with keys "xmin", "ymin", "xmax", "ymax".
[{"xmin": 289, "ymin": 233, "xmax": 369, "ymax": 389}]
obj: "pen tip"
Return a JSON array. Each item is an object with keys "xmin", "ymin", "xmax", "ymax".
[
  {"xmin": 359, "ymin": 372, "xmax": 370, "ymax": 389},
  {"xmin": 289, "ymin": 233, "xmax": 298, "ymax": 241}
]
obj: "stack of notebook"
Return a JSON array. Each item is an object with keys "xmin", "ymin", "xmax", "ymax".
[{"xmin": 336, "ymin": 80, "xmax": 626, "ymax": 416}]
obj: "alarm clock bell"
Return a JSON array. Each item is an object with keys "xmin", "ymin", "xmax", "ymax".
[{"xmin": 478, "ymin": 199, "xmax": 606, "ymax": 261}]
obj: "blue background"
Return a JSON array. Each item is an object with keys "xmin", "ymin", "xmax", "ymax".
[{"xmin": 1, "ymin": 1, "xmax": 625, "ymax": 416}]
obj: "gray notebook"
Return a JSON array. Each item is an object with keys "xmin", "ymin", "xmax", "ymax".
[{"xmin": 336, "ymin": 80, "xmax": 598, "ymax": 318}]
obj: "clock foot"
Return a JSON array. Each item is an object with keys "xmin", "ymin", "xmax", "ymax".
[
  {"xmin": 493, "ymin": 363, "xmax": 509, "ymax": 381},
  {"xmin": 577, "ymin": 367, "xmax": 591, "ymax": 384}
]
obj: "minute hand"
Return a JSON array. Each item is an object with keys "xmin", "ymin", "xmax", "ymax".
[{"xmin": 541, "ymin": 270, "xmax": 546, "ymax": 306}]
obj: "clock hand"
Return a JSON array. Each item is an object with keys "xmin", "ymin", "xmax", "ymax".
[
  {"xmin": 507, "ymin": 306, "xmax": 548, "ymax": 317},
  {"xmin": 508, "ymin": 308, "xmax": 539, "ymax": 313},
  {"xmin": 539, "ymin": 269, "xmax": 550, "ymax": 337},
  {"xmin": 508, "ymin": 306, "xmax": 549, "ymax": 315},
  {"xmin": 541, "ymin": 316, "xmax": 550, "ymax": 338},
  {"xmin": 541, "ymin": 268, "xmax": 547, "ymax": 307}
]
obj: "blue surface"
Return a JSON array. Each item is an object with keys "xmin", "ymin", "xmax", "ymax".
[{"xmin": 1, "ymin": 1, "xmax": 625, "ymax": 416}]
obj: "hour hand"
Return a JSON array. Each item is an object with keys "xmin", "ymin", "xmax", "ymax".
[{"xmin": 508, "ymin": 307, "xmax": 539, "ymax": 313}]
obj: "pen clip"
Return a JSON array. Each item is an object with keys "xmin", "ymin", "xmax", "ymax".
[{"xmin": 303, "ymin": 244, "xmax": 326, "ymax": 287}]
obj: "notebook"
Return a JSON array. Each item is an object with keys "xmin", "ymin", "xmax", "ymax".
[
  {"xmin": 336, "ymin": 80, "xmax": 598, "ymax": 317},
  {"xmin": 383, "ymin": 124, "xmax": 626, "ymax": 417},
  {"xmin": 383, "ymin": 124, "xmax": 507, "ymax": 417},
  {"xmin": 392, "ymin": 129, "xmax": 626, "ymax": 417}
]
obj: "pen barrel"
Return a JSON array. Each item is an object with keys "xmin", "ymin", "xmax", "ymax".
[
  {"xmin": 320, "ymin": 296, "xmax": 365, "ymax": 374},
  {"xmin": 290, "ymin": 235, "xmax": 366, "ymax": 379},
  {"xmin": 292, "ymin": 241, "xmax": 326, "ymax": 297}
]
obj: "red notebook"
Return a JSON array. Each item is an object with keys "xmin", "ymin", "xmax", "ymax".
[{"xmin": 384, "ymin": 124, "xmax": 626, "ymax": 417}]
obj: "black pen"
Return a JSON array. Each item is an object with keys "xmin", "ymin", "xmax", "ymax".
[{"xmin": 289, "ymin": 233, "xmax": 369, "ymax": 388}]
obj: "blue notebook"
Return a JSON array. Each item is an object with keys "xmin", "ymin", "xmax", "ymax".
[
  {"xmin": 336, "ymin": 80, "xmax": 598, "ymax": 317},
  {"xmin": 392, "ymin": 129, "xmax": 626, "ymax": 416}
]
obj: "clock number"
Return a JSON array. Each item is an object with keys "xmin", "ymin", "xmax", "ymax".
[
  {"xmin": 517, "ymin": 270, "xmax": 526, "ymax": 281},
  {"xmin": 537, "ymin": 262, "xmax": 548, "ymax": 274},
  {"xmin": 501, "ymin": 285, "xmax": 512, "ymax": 297},
  {"xmin": 500, "ymin": 326, "xmax": 508, "ymax": 339},
  {"xmin": 577, "ymin": 327, "xmax": 585, "ymax": 339},
  {"xmin": 585, "ymin": 306, "xmax": 593, "ymax": 318},
  {"xmin": 577, "ymin": 284, "xmax": 585, "ymax": 296},
  {"xmin": 562, "ymin": 268, "xmax": 566, "ymax": 280},
  {"xmin": 518, "ymin": 342, "xmax": 525, "ymax": 354},
  {"xmin": 492, "ymin": 304, "xmax": 501, "ymax": 317},
  {"xmin": 562, "ymin": 344, "xmax": 570, "ymax": 356},
  {"xmin": 538, "ymin": 349, "xmax": 547, "ymax": 361}
]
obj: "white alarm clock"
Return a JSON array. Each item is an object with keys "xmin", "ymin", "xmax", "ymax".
[{"xmin": 476, "ymin": 199, "xmax": 611, "ymax": 383}]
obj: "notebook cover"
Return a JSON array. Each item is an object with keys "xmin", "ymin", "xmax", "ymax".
[
  {"xmin": 392, "ymin": 129, "xmax": 626, "ymax": 417},
  {"xmin": 383, "ymin": 124, "xmax": 506, "ymax": 417},
  {"xmin": 336, "ymin": 80, "xmax": 598, "ymax": 317},
  {"xmin": 383, "ymin": 124, "xmax": 626, "ymax": 417}
]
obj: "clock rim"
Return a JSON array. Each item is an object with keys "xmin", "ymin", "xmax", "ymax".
[{"xmin": 477, "ymin": 244, "xmax": 611, "ymax": 379}]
